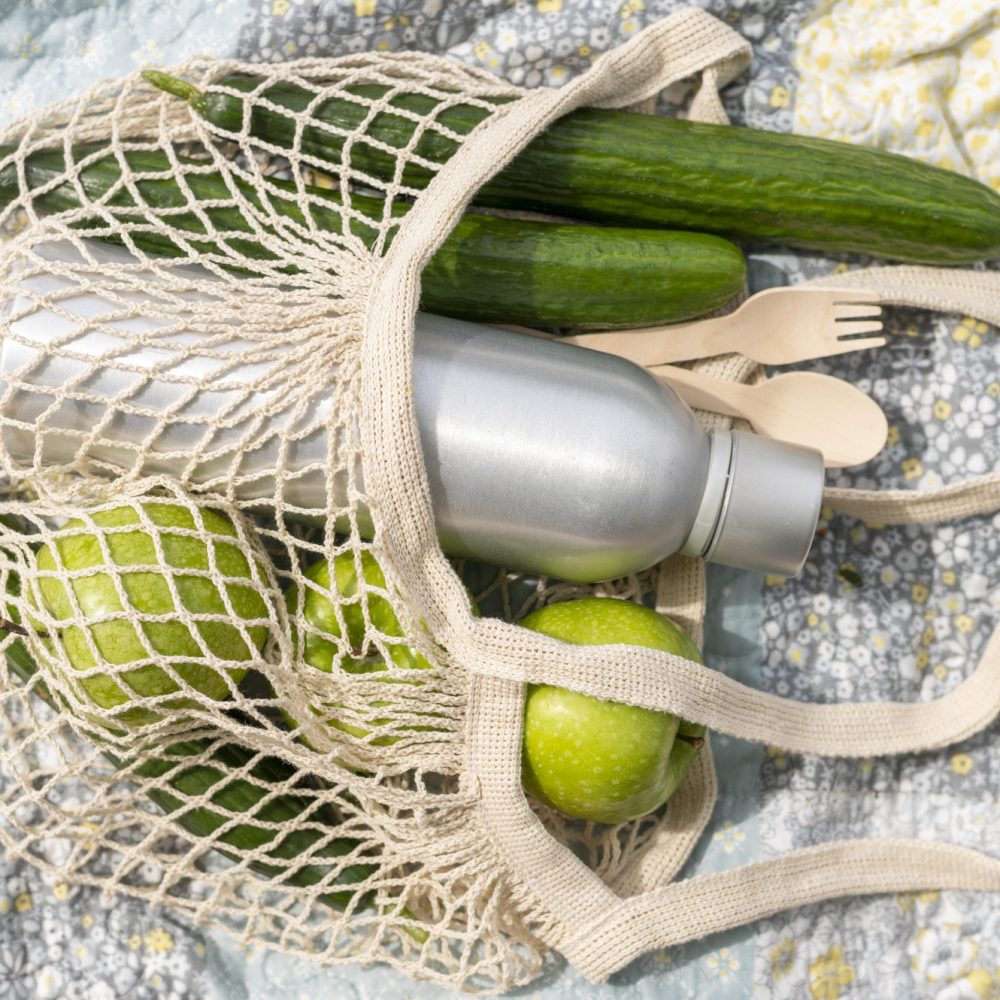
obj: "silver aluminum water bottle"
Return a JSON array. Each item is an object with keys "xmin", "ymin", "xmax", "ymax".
[{"xmin": 0, "ymin": 241, "xmax": 824, "ymax": 582}]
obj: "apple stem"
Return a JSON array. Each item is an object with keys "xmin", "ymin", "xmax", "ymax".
[
  {"xmin": 0, "ymin": 618, "xmax": 50, "ymax": 640},
  {"xmin": 678, "ymin": 734, "xmax": 705, "ymax": 750}
]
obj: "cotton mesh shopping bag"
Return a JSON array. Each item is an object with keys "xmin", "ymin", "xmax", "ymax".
[{"xmin": 0, "ymin": 6, "xmax": 997, "ymax": 994}]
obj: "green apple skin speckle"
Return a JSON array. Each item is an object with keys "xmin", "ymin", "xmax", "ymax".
[
  {"xmin": 34, "ymin": 502, "xmax": 269, "ymax": 729},
  {"xmin": 520, "ymin": 597, "xmax": 705, "ymax": 825}
]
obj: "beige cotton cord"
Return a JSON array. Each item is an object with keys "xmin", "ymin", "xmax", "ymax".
[
  {"xmin": 458, "ymin": 611, "xmax": 1000, "ymax": 756},
  {"xmin": 353, "ymin": 13, "xmax": 751, "ymax": 939},
  {"xmin": 610, "ymin": 552, "xmax": 719, "ymax": 898}
]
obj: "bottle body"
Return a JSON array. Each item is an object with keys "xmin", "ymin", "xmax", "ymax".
[
  {"xmin": 413, "ymin": 316, "xmax": 710, "ymax": 581},
  {"xmin": 0, "ymin": 241, "xmax": 822, "ymax": 582}
]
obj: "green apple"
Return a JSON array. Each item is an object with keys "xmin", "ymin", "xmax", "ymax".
[
  {"xmin": 32, "ymin": 501, "xmax": 270, "ymax": 729},
  {"xmin": 285, "ymin": 551, "xmax": 434, "ymax": 745},
  {"xmin": 287, "ymin": 551, "xmax": 432, "ymax": 677},
  {"xmin": 287, "ymin": 551, "xmax": 481, "ymax": 746},
  {"xmin": 520, "ymin": 597, "xmax": 705, "ymax": 824}
]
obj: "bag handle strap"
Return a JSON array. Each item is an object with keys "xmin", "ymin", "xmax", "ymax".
[
  {"xmin": 804, "ymin": 264, "xmax": 999, "ymax": 517},
  {"xmin": 467, "ymin": 639, "xmax": 1000, "ymax": 981},
  {"xmin": 462, "ymin": 612, "xmax": 1000, "ymax": 756},
  {"xmin": 806, "ymin": 263, "xmax": 1000, "ymax": 327},
  {"xmin": 562, "ymin": 838, "xmax": 1000, "ymax": 982},
  {"xmin": 825, "ymin": 471, "xmax": 1000, "ymax": 522},
  {"xmin": 606, "ymin": 555, "xmax": 717, "ymax": 898}
]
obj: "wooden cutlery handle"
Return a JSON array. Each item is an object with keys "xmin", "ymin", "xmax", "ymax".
[
  {"xmin": 561, "ymin": 316, "xmax": 729, "ymax": 367},
  {"xmin": 649, "ymin": 364, "xmax": 748, "ymax": 419}
]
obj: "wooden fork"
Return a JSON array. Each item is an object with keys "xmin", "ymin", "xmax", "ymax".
[{"xmin": 558, "ymin": 286, "xmax": 885, "ymax": 367}]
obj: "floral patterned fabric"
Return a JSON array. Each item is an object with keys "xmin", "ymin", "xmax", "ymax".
[
  {"xmin": 0, "ymin": 1, "xmax": 997, "ymax": 998},
  {"xmin": 795, "ymin": 0, "xmax": 1000, "ymax": 193}
]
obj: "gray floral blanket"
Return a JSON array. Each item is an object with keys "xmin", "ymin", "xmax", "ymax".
[{"xmin": 0, "ymin": 1, "xmax": 996, "ymax": 998}]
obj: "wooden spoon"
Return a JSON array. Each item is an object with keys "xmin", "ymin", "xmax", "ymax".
[{"xmin": 652, "ymin": 365, "xmax": 888, "ymax": 468}]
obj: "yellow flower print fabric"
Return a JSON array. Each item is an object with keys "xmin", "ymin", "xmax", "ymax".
[
  {"xmin": 809, "ymin": 944, "xmax": 855, "ymax": 1000},
  {"xmin": 794, "ymin": 0, "xmax": 1000, "ymax": 190}
]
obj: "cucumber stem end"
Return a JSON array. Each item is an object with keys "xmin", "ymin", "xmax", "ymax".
[
  {"xmin": 400, "ymin": 907, "xmax": 430, "ymax": 944},
  {"xmin": 142, "ymin": 70, "xmax": 204, "ymax": 107}
]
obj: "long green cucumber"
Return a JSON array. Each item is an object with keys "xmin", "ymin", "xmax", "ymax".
[
  {"xmin": 0, "ymin": 143, "xmax": 744, "ymax": 329},
  {"xmin": 144, "ymin": 70, "xmax": 1000, "ymax": 265},
  {"xmin": 0, "ymin": 550, "xmax": 422, "ymax": 935}
]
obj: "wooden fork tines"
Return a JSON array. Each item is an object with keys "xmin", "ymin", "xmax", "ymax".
[{"xmin": 561, "ymin": 286, "xmax": 886, "ymax": 367}]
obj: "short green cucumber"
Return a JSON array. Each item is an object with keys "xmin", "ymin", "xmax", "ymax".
[
  {"xmin": 144, "ymin": 70, "xmax": 1000, "ymax": 264},
  {"xmin": 0, "ymin": 144, "xmax": 745, "ymax": 329}
]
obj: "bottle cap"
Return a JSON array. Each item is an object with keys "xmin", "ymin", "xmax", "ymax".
[{"xmin": 681, "ymin": 429, "xmax": 824, "ymax": 577}]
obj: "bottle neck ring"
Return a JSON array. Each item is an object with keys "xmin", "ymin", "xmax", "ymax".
[{"xmin": 679, "ymin": 428, "xmax": 733, "ymax": 560}]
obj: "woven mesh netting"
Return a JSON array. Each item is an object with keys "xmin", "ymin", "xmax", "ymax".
[{"xmin": 0, "ymin": 56, "xmax": 700, "ymax": 992}]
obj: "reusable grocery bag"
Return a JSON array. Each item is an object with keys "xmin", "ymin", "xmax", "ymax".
[{"xmin": 0, "ymin": 6, "xmax": 997, "ymax": 993}]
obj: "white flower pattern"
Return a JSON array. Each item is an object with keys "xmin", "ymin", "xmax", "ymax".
[{"xmin": 910, "ymin": 924, "xmax": 979, "ymax": 984}]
